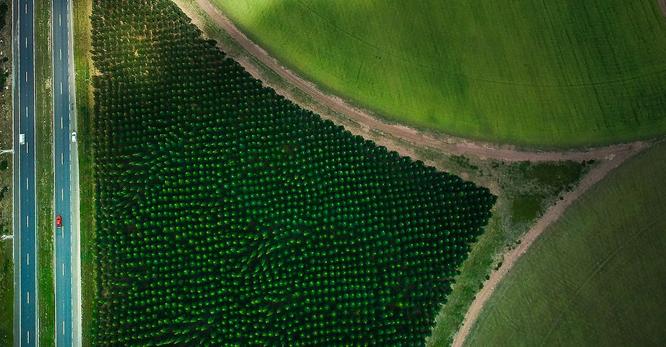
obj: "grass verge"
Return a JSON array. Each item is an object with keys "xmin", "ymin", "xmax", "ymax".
[
  {"xmin": 71, "ymin": 0, "xmax": 94, "ymax": 345},
  {"xmin": 465, "ymin": 141, "xmax": 666, "ymax": 346},
  {"xmin": 0, "ymin": 0, "xmax": 12, "ymax": 343},
  {"xmin": 35, "ymin": 0, "xmax": 54, "ymax": 345}
]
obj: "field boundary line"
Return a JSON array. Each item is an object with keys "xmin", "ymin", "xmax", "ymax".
[
  {"xmin": 176, "ymin": 0, "xmax": 645, "ymax": 162},
  {"xmin": 450, "ymin": 142, "xmax": 649, "ymax": 347}
]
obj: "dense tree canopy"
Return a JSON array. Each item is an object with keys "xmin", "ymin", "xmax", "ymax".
[{"xmin": 91, "ymin": 0, "xmax": 495, "ymax": 345}]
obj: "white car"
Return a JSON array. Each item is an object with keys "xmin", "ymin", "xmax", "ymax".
[
  {"xmin": 19, "ymin": 133, "xmax": 25, "ymax": 145},
  {"xmin": 71, "ymin": 131, "xmax": 77, "ymax": 143}
]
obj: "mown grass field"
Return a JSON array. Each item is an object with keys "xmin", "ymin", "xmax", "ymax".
[
  {"xmin": 464, "ymin": 142, "xmax": 666, "ymax": 346},
  {"xmin": 215, "ymin": 0, "xmax": 666, "ymax": 148}
]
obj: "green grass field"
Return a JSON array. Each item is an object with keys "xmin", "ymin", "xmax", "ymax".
[
  {"xmin": 464, "ymin": 142, "xmax": 666, "ymax": 346},
  {"xmin": 215, "ymin": 0, "xmax": 666, "ymax": 148}
]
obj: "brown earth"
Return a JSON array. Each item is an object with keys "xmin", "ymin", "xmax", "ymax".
[{"xmin": 659, "ymin": 0, "xmax": 666, "ymax": 17}]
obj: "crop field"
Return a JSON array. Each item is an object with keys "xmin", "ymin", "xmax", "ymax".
[
  {"xmin": 90, "ymin": 0, "xmax": 495, "ymax": 345},
  {"xmin": 464, "ymin": 142, "xmax": 666, "ymax": 346},
  {"xmin": 215, "ymin": 0, "xmax": 666, "ymax": 147}
]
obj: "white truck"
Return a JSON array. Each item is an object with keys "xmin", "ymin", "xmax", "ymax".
[{"xmin": 19, "ymin": 133, "xmax": 25, "ymax": 145}]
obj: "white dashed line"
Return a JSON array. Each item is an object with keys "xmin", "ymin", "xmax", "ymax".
[
  {"xmin": 27, "ymin": 291, "xmax": 30, "ymax": 304},
  {"xmin": 27, "ymin": 253, "xmax": 30, "ymax": 266},
  {"xmin": 26, "ymin": 216, "xmax": 29, "ymax": 228}
]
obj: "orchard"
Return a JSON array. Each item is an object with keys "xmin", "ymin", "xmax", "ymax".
[{"xmin": 91, "ymin": 0, "xmax": 495, "ymax": 345}]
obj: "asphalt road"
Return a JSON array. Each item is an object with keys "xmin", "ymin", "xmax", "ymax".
[
  {"xmin": 53, "ymin": 0, "xmax": 76, "ymax": 345},
  {"xmin": 12, "ymin": 0, "xmax": 38, "ymax": 345}
]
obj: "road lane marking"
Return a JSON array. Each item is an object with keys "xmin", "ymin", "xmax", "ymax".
[
  {"xmin": 62, "ymin": 228, "xmax": 64, "ymax": 238},
  {"xmin": 25, "ymin": 4, "xmax": 27, "ymax": 14},
  {"xmin": 62, "ymin": 321, "xmax": 65, "ymax": 335},
  {"xmin": 26, "ymin": 142, "xmax": 29, "ymax": 154},
  {"xmin": 59, "ymin": 48, "xmax": 62, "ymax": 60},
  {"xmin": 27, "ymin": 291, "xmax": 30, "ymax": 304},
  {"xmin": 61, "ymin": 153, "xmax": 64, "ymax": 165},
  {"xmin": 27, "ymin": 331, "xmax": 30, "ymax": 344},
  {"xmin": 60, "ymin": 81, "xmax": 63, "ymax": 94},
  {"xmin": 26, "ymin": 216, "xmax": 29, "ymax": 228},
  {"xmin": 27, "ymin": 253, "xmax": 30, "ymax": 266},
  {"xmin": 26, "ymin": 177, "xmax": 28, "ymax": 190},
  {"xmin": 59, "ymin": 14, "xmax": 62, "ymax": 26},
  {"xmin": 25, "ymin": 71, "xmax": 28, "ymax": 82},
  {"xmin": 60, "ymin": 117, "xmax": 63, "ymax": 129},
  {"xmin": 25, "ymin": 37, "xmax": 27, "ymax": 48},
  {"xmin": 62, "ymin": 263, "xmax": 65, "ymax": 276},
  {"xmin": 61, "ymin": 188, "xmax": 64, "ymax": 201},
  {"xmin": 25, "ymin": 106, "xmax": 28, "ymax": 118}
]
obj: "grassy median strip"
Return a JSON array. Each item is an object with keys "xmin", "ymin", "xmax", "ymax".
[
  {"xmin": 34, "ymin": 0, "xmax": 54, "ymax": 346},
  {"xmin": 71, "ymin": 0, "xmax": 94, "ymax": 345}
]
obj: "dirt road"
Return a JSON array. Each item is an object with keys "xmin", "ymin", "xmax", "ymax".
[
  {"xmin": 449, "ymin": 142, "xmax": 647, "ymax": 347},
  {"xmin": 174, "ymin": 0, "xmax": 643, "ymax": 163}
]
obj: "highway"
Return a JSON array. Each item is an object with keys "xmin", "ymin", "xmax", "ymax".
[
  {"xmin": 12, "ymin": 0, "xmax": 38, "ymax": 345},
  {"xmin": 53, "ymin": 0, "xmax": 78, "ymax": 346}
]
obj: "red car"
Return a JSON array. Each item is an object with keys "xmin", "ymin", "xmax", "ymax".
[{"xmin": 56, "ymin": 215, "xmax": 63, "ymax": 228}]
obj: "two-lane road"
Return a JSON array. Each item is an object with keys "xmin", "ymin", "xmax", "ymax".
[
  {"xmin": 12, "ymin": 0, "xmax": 38, "ymax": 345},
  {"xmin": 53, "ymin": 0, "xmax": 78, "ymax": 346}
]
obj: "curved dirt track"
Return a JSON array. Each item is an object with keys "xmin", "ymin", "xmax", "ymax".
[
  {"xmin": 449, "ymin": 142, "xmax": 647, "ymax": 346},
  {"xmin": 174, "ymin": 0, "xmax": 644, "ymax": 163}
]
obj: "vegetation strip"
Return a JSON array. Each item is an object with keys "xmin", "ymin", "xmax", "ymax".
[
  {"xmin": 175, "ymin": 0, "xmax": 644, "ymax": 160},
  {"xmin": 451, "ymin": 141, "xmax": 649, "ymax": 347},
  {"xmin": 35, "ymin": 0, "xmax": 55, "ymax": 345},
  {"xmin": 70, "ymin": 0, "xmax": 94, "ymax": 345}
]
